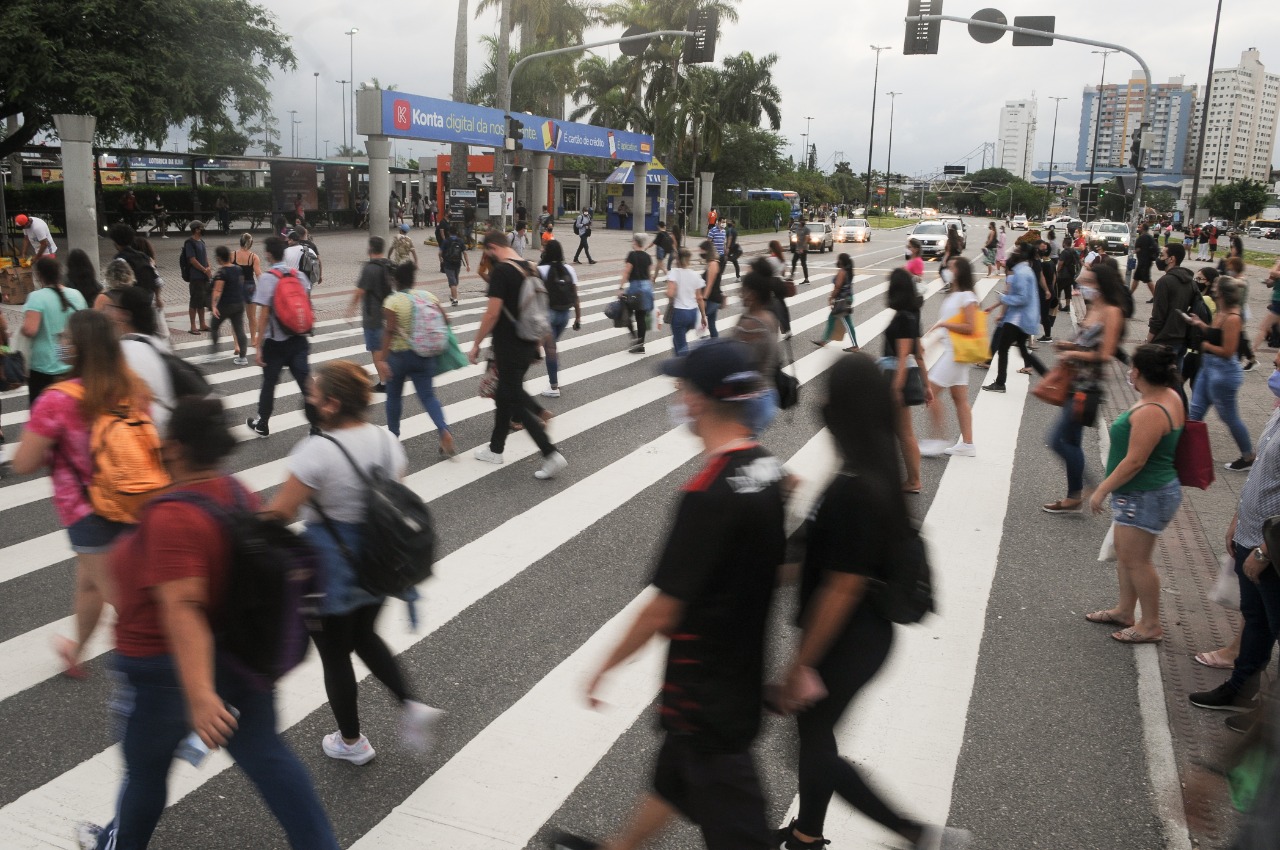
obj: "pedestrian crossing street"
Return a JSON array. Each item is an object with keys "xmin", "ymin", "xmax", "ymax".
[{"xmin": 0, "ymin": 255, "xmax": 1031, "ymax": 849}]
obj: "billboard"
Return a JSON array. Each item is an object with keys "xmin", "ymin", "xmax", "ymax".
[
  {"xmin": 378, "ymin": 91, "xmax": 653, "ymax": 163},
  {"xmin": 270, "ymin": 162, "xmax": 319, "ymax": 217}
]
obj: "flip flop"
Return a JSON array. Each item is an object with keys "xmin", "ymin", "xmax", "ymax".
[
  {"xmin": 1085, "ymin": 610, "xmax": 1133, "ymax": 627},
  {"xmin": 1017, "ymin": 367, "xmax": 1033, "ymax": 374},
  {"xmin": 1194, "ymin": 650, "xmax": 1235, "ymax": 670},
  {"xmin": 1112, "ymin": 627, "xmax": 1163, "ymax": 644}
]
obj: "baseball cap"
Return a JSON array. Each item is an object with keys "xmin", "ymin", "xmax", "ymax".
[
  {"xmin": 660, "ymin": 338, "xmax": 763, "ymax": 402},
  {"xmin": 15, "ymin": 214, "xmax": 29, "ymax": 227},
  {"xmin": 399, "ymin": 223, "xmax": 410, "ymax": 233},
  {"xmin": 288, "ymin": 229, "xmax": 303, "ymax": 241}
]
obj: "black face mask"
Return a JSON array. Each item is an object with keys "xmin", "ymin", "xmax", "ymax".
[{"xmin": 1155, "ymin": 257, "xmax": 1168, "ymax": 271}]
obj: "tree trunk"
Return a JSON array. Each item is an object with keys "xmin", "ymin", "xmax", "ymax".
[{"xmin": 449, "ymin": 0, "xmax": 469, "ymax": 194}]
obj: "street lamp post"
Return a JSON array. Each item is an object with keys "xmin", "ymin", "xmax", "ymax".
[
  {"xmin": 1086, "ymin": 48, "xmax": 1117, "ymax": 222},
  {"xmin": 803, "ymin": 116, "xmax": 814, "ymax": 170},
  {"xmin": 1043, "ymin": 96, "xmax": 1067, "ymax": 220},
  {"xmin": 884, "ymin": 92, "xmax": 901, "ymax": 211},
  {"xmin": 336, "ymin": 81, "xmax": 349, "ymax": 153},
  {"xmin": 313, "ymin": 72, "xmax": 319, "ymax": 160},
  {"xmin": 865, "ymin": 45, "xmax": 890, "ymax": 214},
  {"xmin": 324, "ymin": 140, "xmax": 330, "ymax": 158},
  {"xmin": 287, "ymin": 110, "xmax": 298, "ymax": 158},
  {"xmin": 345, "ymin": 28, "xmax": 359, "ymax": 158}
]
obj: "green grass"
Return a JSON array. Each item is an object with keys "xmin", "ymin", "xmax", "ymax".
[
  {"xmin": 1243, "ymin": 249, "xmax": 1278, "ymax": 268},
  {"xmin": 868, "ymin": 216, "xmax": 920, "ymax": 229}
]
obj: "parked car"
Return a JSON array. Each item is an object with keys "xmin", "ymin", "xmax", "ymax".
[
  {"xmin": 1011, "ymin": 215, "xmax": 1029, "ymax": 230},
  {"xmin": 909, "ymin": 220, "xmax": 950, "ymax": 258},
  {"xmin": 791, "ymin": 220, "xmax": 834, "ymax": 253},
  {"xmin": 1085, "ymin": 220, "xmax": 1132, "ymax": 255},
  {"xmin": 836, "ymin": 218, "xmax": 871, "ymax": 243}
]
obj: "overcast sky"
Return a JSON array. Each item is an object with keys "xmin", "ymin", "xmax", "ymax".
[{"xmin": 243, "ymin": 0, "xmax": 1275, "ymax": 177}]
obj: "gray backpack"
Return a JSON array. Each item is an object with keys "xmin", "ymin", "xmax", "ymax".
[{"xmin": 501, "ymin": 260, "xmax": 552, "ymax": 342}]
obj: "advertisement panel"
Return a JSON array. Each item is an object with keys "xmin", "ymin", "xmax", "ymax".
[
  {"xmin": 380, "ymin": 91, "xmax": 652, "ymax": 163},
  {"xmin": 270, "ymin": 162, "xmax": 319, "ymax": 218},
  {"xmin": 325, "ymin": 165, "xmax": 354, "ymax": 211}
]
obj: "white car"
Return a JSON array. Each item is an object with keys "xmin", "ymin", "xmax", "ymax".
[
  {"xmin": 1011, "ymin": 215, "xmax": 1029, "ymax": 230},
  {"xmin": 836, "ymin": 218, "xmax": 871, "ymax": 243},
  {"xmin": 939, "ymin": 217, "xmax": 967, "ymax": 250},
  {"xmin": 909, "ymin": 221, "xmax": 950, "ymax": 257}
]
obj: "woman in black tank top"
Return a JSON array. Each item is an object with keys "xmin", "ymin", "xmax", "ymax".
[{"xmin": 232, "ymin": 233, "xmax": 262, "ymax": 334}]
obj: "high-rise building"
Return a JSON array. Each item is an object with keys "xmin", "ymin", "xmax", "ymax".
[
  {"xmin": 996, "ymin": 99, "xmax": 1037, "ymax": 180},
  {"xmin": 1076, "ymin": 76, "xmax": 1197, "ymax": 174},
  {"xmin": 1194, "ymin": 48, "xmax": 1279, "ymax": 187}
]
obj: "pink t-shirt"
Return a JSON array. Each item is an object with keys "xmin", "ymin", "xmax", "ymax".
[
  {"xmin": 905, "ymin": 257, "xmax": 925, "ymax": 277},
  {"xmin": 26, "ymin": 380, "xmax": 94, "ymax": 528}
]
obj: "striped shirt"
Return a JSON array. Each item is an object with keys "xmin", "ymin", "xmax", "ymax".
[
  {"xmin": 709, "ymin": 225, "xmax": 726, "ymax": 257},
  {"xmin": 1234, "ymin": 408, "xmax": 1280, "ymax": 549}
]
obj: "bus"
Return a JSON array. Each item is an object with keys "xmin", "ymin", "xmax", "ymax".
[{"xmin": 745, "ymin": 188, "xmax": 802, "ymax": 219}]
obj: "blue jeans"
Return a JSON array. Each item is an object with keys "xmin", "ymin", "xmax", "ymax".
[
  {"xmin": 1190, "ymin": 354, "xmax": 1252, "ymax": 457},
  {"xmin": 745, "ymin": 387, "xmax": 780, "ymax": 437},
  {"xmin": 705, "ymin": 300, "xmax": 721, "ymax": 338},
  {"xmin": 1049, "ymin": 402, "xmax": 1086, "ymax": 497},
  {"xmin": 97, "ymin": 653, "xmax": 338, "ymax": 850},
  {"xmin": 1228, "ymin": 541, "xmax": 1280, "ymax": 694},
  {"xmin": 385, "ymin": 349, "xmax": 449, "ymax": 438},
  {"xmin": 670, "ymin": 307, "xmax": 699, "ymax": 355},
  {"xmin": 546, "ymin": 308, "xmax": 571, "ymax": 387}
]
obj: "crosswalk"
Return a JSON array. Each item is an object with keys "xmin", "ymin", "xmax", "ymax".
[{"xmin": 0, "ymin": 254, "xmax": 1028, "ymax": 849}]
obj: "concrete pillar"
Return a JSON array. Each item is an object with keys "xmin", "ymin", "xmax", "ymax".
[
  {"xmin": 52, "ymin": 114, "xmax": 99, "ymax": 278},
  {"xmin": 699, "ymin": 171, "xmax": 715, "ymax": 236},
  {"xmin": 366, "ymin": 135, "xmax": 391, "ymax": 244},
  {"xmin": 631, "ymin": 162, "xmax": 649, "ymax": 232},
  {"xmin": 531, "ymin": 154, "xmax": 550, "ymax": 223},
  {"xmin": 578, "ymin": 173, "xmax": 590, "ymax": 214},
  {"xmin": 658, "ymin": 174, "xmax": 669, "ymax": 227}
]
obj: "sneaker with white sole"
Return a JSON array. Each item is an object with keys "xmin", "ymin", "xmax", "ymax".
[
  {"xmin": 232, "ymin": 355, "xmax": 249, "ymax": 366},
  {"xmin": 400, "ymin": 701, "xmax": 445, "ymax": 756},
  {"xmin": 474, "ymin": 447, "xmax": 504, "ymax": 464},
  {"xmin": 919, "ymin": 439, "xmax": 951, "ymax": 458},
  {"xmin": 534, "ymin": 451, "xmax": 568, "ymax": 480},
  {"xmin": 246, "ymin": 416, "xmax": 269, "ymax": 438},
  {"xmin": 914, "ymin": 825, "xmax": 973, "ymax": 850},
  {"xmin": 322, "ymin": 731, "xmax": 376, "ymax": 765},
  {"xmin": 944, "ymin": 441, "xmax": 976, "ymax": 457},
  {"xmin": 76, "ymin": 822, "xmax": 104, "ymax": 850},
  {"xmin": 541, "ymin": 387, "xmax": 561, "ymax": 398}
]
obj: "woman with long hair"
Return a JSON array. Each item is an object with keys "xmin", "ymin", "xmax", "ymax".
[
  {"xmin": 994, "ymin": 224, "xmax": 1008, "ymax": 273},
  {"xmin": 767, "ymin": 239, "xmax": 793, "ymax": 336},
  {"xmin": 700, "ymin": 239, "xmax": 724, "ymax": 338},
  {"xmin": 665, "ymin": 248, "xmax": 706, "ymax": 356},
  {"xmin": 1042, "ymin": 262, "xmax": 1127, "ymax": 513},
  {"xmin": 13, "ymin": 309, "xmax": 152, "ymax": 676},
  {"xmin": 1086, "ymin": 344, "xmax": 1185, "ymax": 643},
  {"xmin": 813, "ymin": 253, "xmax": 857, "ymax": 351},
  {"xmin": 883, "ymin": 268, "xmax": 933, "ymax": 493},
  {"xmin": 939, "ymin": 225, "xmax": 963, "ymax": 292},
  {"xmin": 538, "ymin": 239, "xmax": 581, "ymax": 398},
  {"xmin": 132, "ymin": 235, "xmax": 170, "ymax": 340},
  {"xmin": 265, "ymin": 361, "xmax": 441, "ymax": 764},
  {"xmin": 20, "ymin": 256, "xmax": 88, "ymax": 401},
  {"xmin": 921, "ymin": 256, "xmax": 978, "ymax": 458},
  {"xmin": 730, "ymin": 260, "xmax": 781, "ymax": 435},
  {"xmin": 1186, "ymin": 278, "xmax": 1255, "ymax": 471},
  {"xmin": 774, "ymin": 354, "xmax": 970, "ymax": 850},
  {"xmin": 232, "ymin": 232, "xmax": 263, "ymax": 336},
  {"xmin": 64, "ymin": 248, "xmax": 102, "ymax": 306},
  {"xmin": 981, "ymin": 242, "xmax": 1047, "ymax": 393}
]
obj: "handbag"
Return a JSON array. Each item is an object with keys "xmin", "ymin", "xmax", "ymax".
[
  {"xmin": 1069, "ymin": 379, "xmax": 1102, "ymax": 427},
  {"xmin": 831, "ymin": 297, "xmax": 852, "ymax": 316},
  {"xmin": 1, "ymin": 350, "xmax": 27, "ymax": 391},
  {"xmin": 1174, "ymin": 418, "xmax": 1215, "ymax": 490},
  {"xmin": 946, "ymin": 309, "xmax": 989, "ymax": 364},
  {"xmin": 878, "ymin": 356, "xmax": 924, "ymax": 406},
  {"xmin": 477, "ymin": 352, "xmax": 499, "ymax": 400},
  {"xmin": 434, "ymin": 326, "xmax": 468, "ymax": 373},
  {"xmin": 1031, "ymin": 362, "xmax": 1076, "ymax": 407},
  {"xmin": 784, "ymin": 278, "xmax": 797, "ymax": 298},
  {"xmin": 775, "ymin": 336, "xmax": 799, "ymax": 410}
]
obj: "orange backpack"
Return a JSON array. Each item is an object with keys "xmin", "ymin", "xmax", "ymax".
[{"xmin": 51, "ymin": 383, "xmax": 170, "ymax": 523}]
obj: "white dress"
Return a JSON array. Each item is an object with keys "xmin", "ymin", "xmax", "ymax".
[{"xmin": 930, "ymin": 290, "xmax": 980, "ymax": 387}]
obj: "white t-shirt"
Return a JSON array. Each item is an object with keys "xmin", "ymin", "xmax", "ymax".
[
  {"xmin": 289, "ymin": 423, "xmax": 408, "ymax": 525},
  {"xmin": 537, "ymin": 263, "xmax": 580, "ymax": 289},
  {"xmin": 1083, "ymin": 250, "xmax": 1099, "ymax": 268},
  {"xmin": 282, "ymin": 244, "xmax": 305, "ymax": 269},
  {"xmin": 23, "ymin": 218, "xmax": 57, "ymax": 255},
  {"xmin": 120, "ymin": 335, "xmax": 175, "ymax": 434},
  {"xmin": 668, "ymin": 267, "xmax": 703, "ymax": 310}
]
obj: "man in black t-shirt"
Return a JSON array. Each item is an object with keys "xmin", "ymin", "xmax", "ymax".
[
  {"xmin": 568, "ymin": 339, "xmax": 784, "ymax": 850},
  {"xmin": 348, "ymin": 236, "xmax": 393, "ymax": 392},
  {"xmin": 621, "ymin": 234, "xmax": 655, "ymax": 352},
  {"xmin": 1056, "ymin": 233, "xmax": 1079, "ymax": 308},
  {"xmin": 468, "ymin": 230, "xmax": 565, "ymax": 479},
  {"xmin": 1132, "ymin": 222, "xmax": 1157, "ymax": 300}
]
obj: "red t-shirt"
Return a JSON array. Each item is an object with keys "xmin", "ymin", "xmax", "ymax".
[{"xmin": 111, "ymin": 477, "xmax": 254, "ymax": 657}]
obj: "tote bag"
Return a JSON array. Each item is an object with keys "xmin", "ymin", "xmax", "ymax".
[
  {"xmin": 1174, "ymin": 419, "xmax": 1215, "ymax": 490},
  {"xmin": 946, "ymin": 308, "xmax": 988, "ymax": 364}
]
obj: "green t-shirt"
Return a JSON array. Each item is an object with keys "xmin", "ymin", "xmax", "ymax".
[
  {"xmin": 24, "ymin": 286, "xmax": 88, "ymax": 375},
  {"xmin": 1106, "ymin": 404, "xmax": 1182, "ymax": 493}
]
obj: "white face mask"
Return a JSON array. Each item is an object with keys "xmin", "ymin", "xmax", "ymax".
[
  {"xmin": 667, "ymin": 400, "xmax": 693, "ymax": 430},
  {"xmin": 1079, "ymin": 285, "xmax": 1098, "ymax": 301}
]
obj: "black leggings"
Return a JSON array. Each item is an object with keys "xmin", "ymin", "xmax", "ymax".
[
  {"xmin": 210, "ymin": 303, "xmax": 247, "ymax": 355},
  {"xmin": 628, "ymin": 308, "xmax": 649, "ymax": 343},
  {"xmin": 310, "ymin": 601, "xmax": 411, "ymax": 739},
  {"xmin": 795, "ymin": 609, "xmax": 917, "ymax": 839},
  {"xmin": 791, "ymin": 251, "xmax": 809, "ymax": 280},
  {"xmin": 993, "ymin": 324, "xmax": 1047, "ymax": 385}
]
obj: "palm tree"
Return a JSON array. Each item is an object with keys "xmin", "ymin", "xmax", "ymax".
[
  {"xmin": 718, "ymin": 52, "xmax": 781, "ymax": 129},
  {"xmin": 450, "ymin": 0, "xmax": 469, "ymax": 191},
  {"xmin": 569, "ymin": 55, "xmax": 645, "ymax": 130},
  {"xmin": 474, "ymin": 0, "xmax": 593, "ymax": 119}
]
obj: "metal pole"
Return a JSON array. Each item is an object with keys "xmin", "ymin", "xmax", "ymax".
[
  {"xmin": 1187, "ymin": 0, "xmax": 1222, "ymax": 224},
  {"xmin": 885, "ymin": 92, "xmax": 901, "ymax": 210},
  {"xmin": 1044, "ymin": 96, "xmax": 1066, "ymax": 220},
  {"xmin": 1086, "ymin": 49, "xmax": 1117, "ymax": 222},
  {"xmin": 288, "ymin": 110, "xmax": 298, "ymax": 157},
  {"xmin": 337, "ymin": 81, "xmax": 349, "ymax": 154},
  {"xmin": 865, "ymin": 45, "xmax": 889, "ymax": 212},
  {"xmin": 803, "ymin": 116, "xmax": 814, "ymax": 170},
  {"xmin": 346, "ymin": 28, "xmax": 359, "ymax": 160},
  {"xmin": 313, "ymin": 73, "xmax": 319, "ymax": 160}
]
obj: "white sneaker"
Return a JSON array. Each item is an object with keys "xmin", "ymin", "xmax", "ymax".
[
  {"xmin": 914, "ymin": 825, "xmax": 973, "ymax": 850},
  {"xmin": 322, "ymin": 731, "xmax": 376, "ymax": 765},
  {"xmin": 944, "ymin": 441, "xmax": 976, "ymax": 457},
  {"xmin": 541, "ymin": 387, "xmax": 561, "ymax": 398},
  {"xmin": 76, "ymin": 822, "xmax": 104, "ymax": 850},
  {"xmin": 474, "ymin": 447, "xmax": 504, "ymax": 464},
  {"xmin": 232, "ymin": 355, "xmax": 248, "ymax": 366},
  {"xmin": 400, "ymin": 700, "xmax": 445, "ymax": 756},
  {"xmin": 534, "ymin": 451, "xmax": 568, "ymax": 480},
  {"xmin": 919, "ymin": 439, "xmax": 951, "ymax": 458}
]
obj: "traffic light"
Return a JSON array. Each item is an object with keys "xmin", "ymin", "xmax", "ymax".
[
  {"xmin": 904, "ymin": 0, "xmax": 944, "ymax": 54},
  {"xmin": 1129, "ymin": 127, "xmax": 1143, "ymax": 169},
  {"xmin": 1066, "ymin": 185, "xmax": 1073, "ymax": 198},
  {"xmin": 507, "ymin": 116, "xmax": 525, "ymax": 152},
  {"xmin": 682, "ymin": 8, "xmax": 719, "ymax": 64}
]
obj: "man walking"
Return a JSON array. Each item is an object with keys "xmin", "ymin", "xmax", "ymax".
[
  {"xmin": 439, "ymin": 224, "xmax": 469, "ymax": 307},
  {"xmin": 1132, "ymin": 222, "xmax": 1157, "ymax": 301},
  {"xmin": 790, "ymin": 219, "xmax": 811, "ymax": 283},
  {"xmin": 557, "ymin": 339, "xmax": 786, "ymax": 850},
  {"xmin": 509, "ymin": 221, "xmax": 531, "ymax": 257},
  {"xmin": 573, "ymin": 207, "xmax": 596, "ymax": 264},
  {"xmin": 1146, "ymin": 242, "xmax": 1198, "ymax": 372},
  {"xmin": 653, "ymin": 221, "xmax": 675, "ymax": 275},
  {"xmin": 247, "ymin": 236, "xmax": 318, "ymax": 438},
  {"xmin": 723, "ymin": 219, "xmax": 741, "ymax": 280},
  {"xmin": 181, "ymin": 222, "xmax": 212, "ymax": 334},
  {"xmin": 469, "ymin": 231, "xmax": 566, "ymax": 480},
  {"xmin": 349, "ymin": 236, "xmax": 394, "ymax": 393}
]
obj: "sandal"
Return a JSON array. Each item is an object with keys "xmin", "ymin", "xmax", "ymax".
[
  {"xmin": 1194, "ymin": 650, "xmax": 1236, "ymax": 669},
  {"xmin": 1017, "ymin": 367, "xmax": 1033, "ymax": 374},
  {"xmin": 1085, "ymin": 610, "xmax": 1134, "ymax": 627},
  {"xmin": 1112, "ymin": 627, "xmax": 1163, "ymax": 644}
]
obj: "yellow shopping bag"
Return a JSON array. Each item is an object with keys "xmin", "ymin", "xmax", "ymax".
[{"xmin": 946, "ymin": 309, "xmax": 989, "ymax": 364}]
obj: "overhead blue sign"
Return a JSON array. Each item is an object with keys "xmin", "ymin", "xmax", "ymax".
[{"xmin": 380, "ymin": 91, "xmax": 653, "ymax": 163}]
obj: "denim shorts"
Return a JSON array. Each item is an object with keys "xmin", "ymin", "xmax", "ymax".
[
  {"xmin": 1111, "ymin": 478, "xmax": 1182, "ymax": 535},
  {"xmin": 363, "ymin": 326, "xmax": 383, "ymax": 353},
  {"xmin": 67, "ymin": 513, "xmax": 133, "ymax": 554}
]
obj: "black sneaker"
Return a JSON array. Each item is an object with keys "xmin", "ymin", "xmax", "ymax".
[
  {"xmin": 1037, "ymin": 334, "xmax": 1052, "ymax": 342},
  {"xmin": 1189, "ymin": 683, "xmax": 1254, "ymax": 712},
  {"xmin": 371, "ymin": 383, "xmax": 387, "ymax": 394},
  {"xmin": 1225, "ymin": 706, "xmax": 1263, "ymax": 734},
  {"xmin": 247, "ymin": 417, "xmax": 269, "ymax": 438},
  {"xmin": 628, "ymin": 344, "xmax": 646, "ymax": 354},
  {"xmin": 982, "ymin": 383, "xmax": 1006, "ymax": 393},
  {"xmin": 548, "ymin": 833, "xmax": 601, "ymax": 850},
  {"xmin": 1225, "ymin": 457, "xmax": 1254, "ymax": 472},
  {"xmin": 1242, "ymin": 359, "xmax": 1257, "ymax": 372}
]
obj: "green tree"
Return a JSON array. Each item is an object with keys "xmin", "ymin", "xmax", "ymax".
[
  {"xmin": 1143, "ymin": 188, "xmax": 1177, "ymax": 214},
  {"xmin": 0, "ymin": 0, "xmax": 294, "ymax": 158},
  {"xmin": 474, "ymin": 0, "xmax": 592, "ymax": 118},
  {"xmin": 705, "ymin": 123, "xmax": 785, "ymax": 195},
  {"xmin": 190, "ymin": 120, "xmax": 251, "ymax": 156},
  {"xmin": 1203, "ymin": 178, "xmax": 1270, "ymax": 221}
]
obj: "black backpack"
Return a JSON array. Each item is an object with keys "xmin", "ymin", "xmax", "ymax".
[
  {"xmin": 122, "ymin": 334, "xmax": 214, "ymax": 408},
  {"xmin": 443, "ymin": 236, "xmax": 465, "ymax": 266},
  {"xmin": 871, "ymin": 518, "xmax": 936, "ymax": 625},
  {"xmin": 297, "ymin": 245, "xmax": 321, "ymax": 285},
  {"xmin": 118, "ymin": 247, "xmax": 160, "ymax": 294},
  {"xmin": 149, "ymin": 486, "xmax": 323, "ymax": 688},
  {"xmin": 544, "ymin": 262, "xmax": 576, "ymax": 311},
  {"xmin": 179, "ymin": 239, "xmax": 196, "ymax": 281},
  {"xmin": 313, "ymin": 434, "xmax": 437, "ymax": 596}
]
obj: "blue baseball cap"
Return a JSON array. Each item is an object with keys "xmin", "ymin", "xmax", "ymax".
[{"xmin": 660, "ymin": 338, "xmax": 762, "ymax": 401}]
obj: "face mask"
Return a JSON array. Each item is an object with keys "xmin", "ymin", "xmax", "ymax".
[
  {"xmin": 1079, "ymin": 285, "xmax": 1098, "ymax": 301},
  {"xmin": 667, "ymin": 400, "xmax": 693, "ymax": 430},
  {"xmin": 1269, "ymin": 369, "xmax": 1280, "ymax": 399},
  {"xmin": 904, "ymin": 251, "xmax": 912, "ymax": 261},
  {"xmin": 1155, "ymin": 257, "xmax": 1168, "ymax": 272}
]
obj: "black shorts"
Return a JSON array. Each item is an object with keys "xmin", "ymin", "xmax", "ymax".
[
  {"xmin": 188, "ymin": 280, "xmax": 210, "ymax": 310},
  {"xmin": 1134, "ymin": 260, "xmax": 1153, "ymax": 283},
  {"xmin": 651, "ymin": 735, "xmax": 769, "ymax": 850}
]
